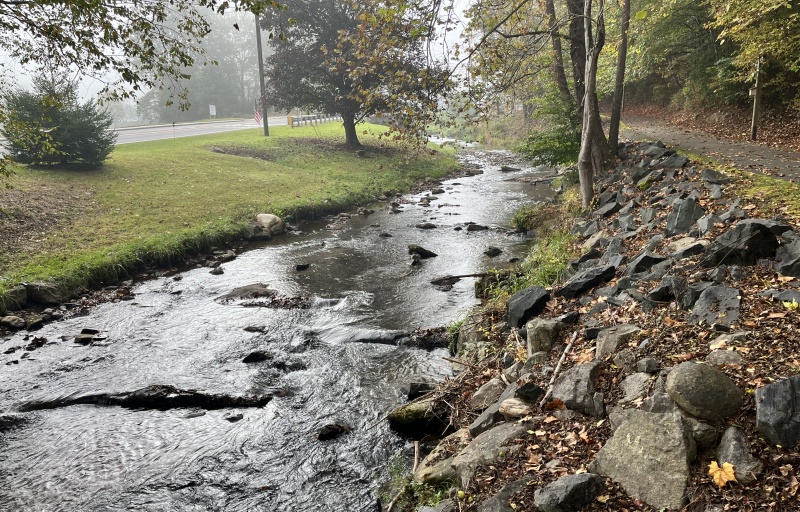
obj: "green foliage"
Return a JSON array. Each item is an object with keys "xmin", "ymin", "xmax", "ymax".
[
  {"xmin": 517, "ymin": 125, "xmax": 580, "ymax": 166},
  {"xmin": 1, "ymin": 74, "xmax": 116, "ymax": 166},
  {"xmin": 377, "ymin": 451, "xmax": 452, "ymax": 511}
]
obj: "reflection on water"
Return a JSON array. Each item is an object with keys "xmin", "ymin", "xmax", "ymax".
[{"xmin": 0, "ymin": 151, "xmax": 553, "ymax": 511}]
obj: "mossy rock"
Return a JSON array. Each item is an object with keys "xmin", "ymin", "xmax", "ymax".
[{"xmin": 387, "ymin": 395, "xmax": 449, "ymax": 439}]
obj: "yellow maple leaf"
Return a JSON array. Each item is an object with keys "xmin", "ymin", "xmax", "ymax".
[{"xmin": 709, "ymin": 461, "xmax": 737, "ymax": 488}]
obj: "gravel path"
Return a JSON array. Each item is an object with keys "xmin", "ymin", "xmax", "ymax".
[{"xmin": 621, "ymin": 114, "xmax": 800, "ymax": 181}]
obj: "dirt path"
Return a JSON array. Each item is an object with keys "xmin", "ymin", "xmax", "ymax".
[{"xmin": 621, "ymin": 114, "xmax": 800, "ymax": 181}]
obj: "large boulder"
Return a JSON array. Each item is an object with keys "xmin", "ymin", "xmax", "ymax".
[
  {"xmin": 533, "ymin": 473, "xmax": 605, "ymax": 512},
  {"xmin": 552, "ymin": 361, "xmax": 605, "ymax": 417},
  {"xmin": 701, "ymin": 219, "xmax": 790, "ymax": 267},
  {"xmin": 468, "ymin": 384, "xmax": 519, "ymax": 436},
  {"xmin": 687, "ymin": 285, "xmax": 741, "ymax": 328},
  {"xmin": 506, "ymin": 286, "xmax": 550, "ymax": 329},
  {"xmin": 666, "ymin": 362, "xmax": 744, "ymax": 421},
  {"xmin": 25, "ymin": 281, "xmax": 66, "ymax": 305},
  {"xmin": 589, "ymin": 411, "xmax": 695, "ymax": 511},
  {"xmin": 255, "ymin": 213, "xmax": 285, "ymax": 235},
  {"xmin": 755, "ymin": 375, "xmax": 800, "ymax": 448},
  {"xmin": 556, "ymin": 265, "xmax": 616, "ymax": 299},
  {"xmin": 452, "ymin": 421, "xmax": 531, "ymax": 487},
  {"xmin": 415, "ymin": 428, "xmax": 469, "ymax": 484},
  {"xmin": 774, "ymin": 238, "xmax": 800, "ymax": 277},
  {"xmin": 626, "ymin": 251, "xmax": 669, "ymax": 276},
  {"xmin": 2, "ymin": 284, "xmax": 28, "ymax": 311}
]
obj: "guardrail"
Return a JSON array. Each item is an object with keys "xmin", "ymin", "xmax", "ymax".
[{"xmin": 288, "ymin": 114, "xmax": 341, "ymax": 128}]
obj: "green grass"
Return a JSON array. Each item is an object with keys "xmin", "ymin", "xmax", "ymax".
[{"xmin": 0, "ymin": 123, "xmax": 458, "ymax": 302}]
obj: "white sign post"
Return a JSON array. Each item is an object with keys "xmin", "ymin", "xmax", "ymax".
[{"xmin": 209, "ymin": 105, "xmax": 217, "ymax": 119}]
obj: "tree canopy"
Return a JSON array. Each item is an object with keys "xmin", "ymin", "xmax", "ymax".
[{"xmin": 260, "ymin": 0, "xmax": 451, "ymax": 147}]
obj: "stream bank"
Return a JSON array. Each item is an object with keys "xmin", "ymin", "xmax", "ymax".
[
  {"xmin": 0, "ymin": 149, "xmax": 557, "ymax": 511},
  {"xmin": 389, "ymin": 141, "xmax": 800, "ymax": 511}
]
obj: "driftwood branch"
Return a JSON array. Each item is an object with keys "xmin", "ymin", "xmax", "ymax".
[{"xmin": 539, "ymin": 330, "xmax": 578, "ymax": 408}]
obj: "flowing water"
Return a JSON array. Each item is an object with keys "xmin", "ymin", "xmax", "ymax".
[{"xmin": 0, "ymin": 151, "xmax": 554, "ymax": 511}]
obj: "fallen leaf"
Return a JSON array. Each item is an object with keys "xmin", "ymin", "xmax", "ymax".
[
  {"xmin": 709, "ymin": 461, "xmax": 737, "ymax": 488},
  {"xmin": 543, "ymin": 416, "xmax": 559, "ymax": 423}
]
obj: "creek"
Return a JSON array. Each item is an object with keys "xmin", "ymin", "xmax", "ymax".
[{"xmin": 0, "ymin": 150, "xmax": 554, "ymax": 511}]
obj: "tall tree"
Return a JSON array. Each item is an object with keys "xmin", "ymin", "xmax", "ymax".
[
  {"xmin": 261, "ymin": 0, "xmax": 450, "ymax": 147},
  {"xmin": 577, "ymin": 0, "xmax": 607, "ymax": 207},
  {"xmin": 607, "ymin": 0, "xmax": 630, "ymax": 153}
]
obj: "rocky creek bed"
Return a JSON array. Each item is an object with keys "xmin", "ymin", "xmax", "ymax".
[
  {"xmin": 387, "ymin": 141, "xmax": 800, "ymax": 511},
  {"xmin": 0, "ymin": 150, "xmax": 557, "ymax": 511}
]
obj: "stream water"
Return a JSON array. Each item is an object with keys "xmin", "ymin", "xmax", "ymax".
[{"xmin": 0, "ymin": 150, "xmax": 554, "ymax": 511}]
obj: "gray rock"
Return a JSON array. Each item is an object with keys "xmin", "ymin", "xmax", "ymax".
[
  {"xmin": 469, "ymin": 378, "xmax": 506, "ymax": 410},
  {"xmin": 387, "ymin": 395, "xmax": 448, "ymax": 438},
  {"xmin": 626, "ymin": 251, "xmax": 668, "ymax": 276},
  {"xmin": 408, "ymin": 244, "xmax": 438, "ymax": 258},
  {"xmin": 533, "ymin": 473, "xmax": 605, "ymax": 512},
  {"xmin": 3, "ymin": 284, "xmax": 27, "ymax": 310},
  {"xmin": 666, "ymin": 362, "xmax": 744, "ymax": 421},
  {"xmin": 466, "ymin": 223, "xmax": 489, "ymax": 232},
  {"xmin": 526, "ymin": 318, "xmax": 564, "ymax": 354},
  {"xmin": 593, "ymin": 201, "xmax": 622, "ymax": 218},
  {"xmin": 755, "ymin": 375, "xmax": 800, "ymax": 448},
  {"xmin": 641, "ymin": 391, "xmax": 679, "ymax": 414},
  {"xmin": 25, "ymin": 282, "xmax": 66, "ymax": 305},
  {"xmin": 702, "ymin": 168, "xmax": 734, "ymax": 185},
  {"xmin": 701, "ymin": 219, "xmax": 791, "ymax": 267},
  {"xmin": 697, "ymin": 214, "xmax": 722, "ymax": 235},
  {"xmin": 705, "ymin": 350, "xmax": 745, "ymax": 366},
  {"xmin": 515, "ymin": 382, "xmax": 545, "ymax": 403},
  {"xmin": 717, "ymin": 426, "xmax": 763, "ymax": 484},
  {"xmin": 665, "ymin": 198, "xmax": 705, "ymax": 237},
  {"xmin": 0, "ymin": 315, "xmax": 25, "ymax": 330},
  {"xmin": 255, "ymin": 213, "xmax": 285, "ymax": 234},
  {"xmin": 662, "ymin": 154, "xmax": 689, "ymax": 168},
  {"xmin": 685, "ymin": 417, "xmax": 718, "ymax": 449},
  {"xmin": 608, "ymin": 406, "xmax": 636, "ymax": 432},
  {"xmin": 620, "ymin": 373, "xmax": 653, "ymax": 403},
  {"xmin": 506, "ymin": 286, "xmax": 550, "ymax": 329},
  {"xmin": 678, "ymin": 281, "xmax": 714, "ymax": 310},
  {"xmin": 416, "ymin": 428, "xmax": 469, "ymax": 484},
  {"xmin": 477, "ymin": 479, "xmax": 528, "ymax": 512},
  {"xmin": 644, "ymin": 145, "xmax": 668, "ymax": 158},
  {"xmin": 613, "ymin": 350, "xmax": 637, "ymax": 375},
  {"xmin": 640, "ymin": 207, "xmax": 656, "ymax": 224},
  {"xmin": 760, "ymin": 289, "xmax": 800, "ymax": 304},
  {"xmin": 688, "ymin": 285, "xmax": 741, "ymax": 328},
  {"xmin": 419, "ymin": 501, "xmax": 457, "ymax": 512},
  {"xmin": 25, "ymin": 315, "xmax": 44, "ymax": 330},
  {"xmin": 416, "ymin": 222, "xmax": 437, "ymax": 229},
  {"xmin": 552, "ymin": 361, "xmax": 605, "ymax": 417},
  {"xmin": 775, "ymin": 238, "xmax": 800, "ymax": 277},
  {"xmin": 667, "ymin": 237, "xmax": 709, "ymax": 260},
  {"xmin": 468, "ymin": 384, "xmax": 519, "ymax": 437},
  {"xmin": 556, "ymin": 265, "xmax": 616, "ymax": 299},
  {"xmin": 589, "ymin": 411, "xmax": 694, "ymax": 510},
  {"xmin": 595, "ymin": 324, "xmax": 641, "ymax": 360},
  {"xmin": 649, "ymin": 276, "xmax": 687, "ymax": 302},
  {"xmin": 637, "ymin": 358, "xmax": 661, "ymax": 374},
  {"xmin": 452, "ymin": 421, "xmax": 530, "ymax": 487}
]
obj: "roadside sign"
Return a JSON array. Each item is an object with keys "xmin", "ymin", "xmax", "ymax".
[{"xmin": 209, "ymin": 105, "xmax": 217, "ymax": 117}]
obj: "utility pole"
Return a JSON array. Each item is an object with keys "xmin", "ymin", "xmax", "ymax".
[
  {"xmin": 255, "ymin": 14, "xmax": 269, "ymax": 136},
  {"xmin": 750, "ymin": 56, "xmax": 762, "ymax": 141}
]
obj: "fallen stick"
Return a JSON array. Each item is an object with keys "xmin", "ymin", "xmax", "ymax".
[
  {"xmin": 412, "ymin": 441, "xmax": 420, "ymax": 474},
  {"xmin": 538, "ymin": 330, "xmax": 578, "ymax": 409},
  {"xmin": 442, "ymin": 356, "xmax": 482, "ymax": 370}
]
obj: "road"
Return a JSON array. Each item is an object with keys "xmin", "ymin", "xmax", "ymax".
[{"xmin": 114, "ymin": 117, "xmax": 288, "ymax": 144}]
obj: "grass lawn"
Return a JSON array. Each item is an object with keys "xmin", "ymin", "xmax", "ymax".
[{"xmin": 0, "ymin": 123, "xmax": 458, "ymax": 303}]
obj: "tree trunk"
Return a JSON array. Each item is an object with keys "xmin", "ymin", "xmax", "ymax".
[
  {"xmin": 567, "ymin": 0, "xmax": 586, "ymax": 118},
  {"xmin": 608, "ymin": 0, "xmax": 630, "ymax": 154},
  {"xmin": 577, "ymin": 0, "xmax": 606, "ymax": 208},
  {"xmin": 342, "ymin": 111, "xmax": 361, "ymax": 147},
  {"xmin": 546, "ymin": 0, "xmax": 573, "ymax": 109}
]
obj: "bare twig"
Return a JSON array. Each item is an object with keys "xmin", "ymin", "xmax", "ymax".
[
  {"xmin": 538, "ymin": 330, "xmax": 578, "ymax": 408},
  {"xmin": 443, "ymin": 356, "xmax": 482, "ymax": 370},
  {"xmin": 412, "ymin": 441, "xmax": 420, "ymax": 474}
]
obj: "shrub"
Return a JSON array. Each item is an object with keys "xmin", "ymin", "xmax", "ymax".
[
  {"xmin": 516, "ymin": 124, "xmax": 580, "ymax": 166},
  {"xmin": 1, "ymin": 74, "xmax": 116, "ymax": 167}
]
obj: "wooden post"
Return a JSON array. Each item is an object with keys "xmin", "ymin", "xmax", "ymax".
[
  {"xmin": 254, "ymin": 14, "xmax": 269, "ymax": 137},
  {"xmin": 750, "ymin": 57, "xmax": 762, "ymax": 141}
]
